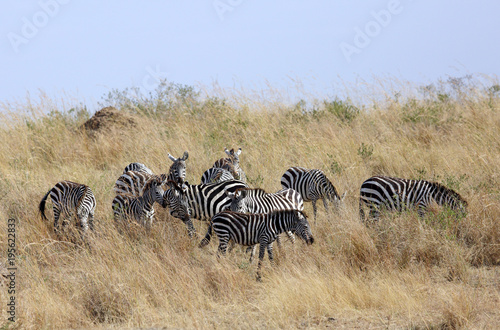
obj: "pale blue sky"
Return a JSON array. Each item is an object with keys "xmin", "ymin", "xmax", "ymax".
[{"xmin": 1, "ymin": 1, "xmax": 499, "ymax": 109}]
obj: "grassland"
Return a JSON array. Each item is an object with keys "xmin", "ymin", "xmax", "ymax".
[{"xmin": 0, "ymin": 78, "xmax": 499, "ymax": 329}]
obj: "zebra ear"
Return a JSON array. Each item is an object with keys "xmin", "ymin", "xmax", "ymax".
[
  {"xmin": 182, "ymin": 151, "xmax": 189, "ymax": 161},
  {"xmin": 168, "ymin": 153, "xmax": 177, "ymax": 162},
  {"xmin": 236, "ymin": 148, "xmax": 242, "ymax": 156},
  {"xmin": 341, "ymin": 192, "xmax": 347, "ymax": 201},
  {"xmin": 224, "ymin": 148, "xmax": 230, "ymax": 156}
]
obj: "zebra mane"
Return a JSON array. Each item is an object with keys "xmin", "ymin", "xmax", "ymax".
[{"xmin": 142, "ymin": 176, "xmax": 163, "ymax": 191}]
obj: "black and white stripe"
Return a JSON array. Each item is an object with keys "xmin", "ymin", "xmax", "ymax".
[
  {"xmin": 225, "ymin": 187, "xmax": 304, "ymax": 261},
  {"xmin": 114, "ymin": 171, "xmax": 158, "ymax": 196},
  {"xmin": 359, "ymin": 176, "xmax": 468, "ymax": 221},
  {"xmin": 39, "ymin": 181, "xmax": 96, "ymax": 233},
  {"xmin": 212, "ymin": 147, "xmax": 246, "ymax": 182},
  {"xmin": 281, "ymin": 167, "xmax": 345, "ymax": 221},
  {"xmin": 167, "ymin": 151, "xmax": 188, "ymax": 186},
  {"xmin": 199, "ymin": 210, "xmax": 314, "ymax": 280},
  {"xmin": 162, "ymin": 180, "xmax": 249, "ymax": 237},
  {"xmin": 123, "ymin": 162, "xmax": 153, "ymax": 175},
  {"xmin": 201, "ymin": 167, "xmax": 235, "ymax": 184},
  {"xmin": 112, "ymin": 176, "xmax": 166, "ymax": 227}
]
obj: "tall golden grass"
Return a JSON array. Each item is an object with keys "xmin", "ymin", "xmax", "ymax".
[{"xmin": 0, "ymin": 78, "xmax": 499, "ymax": 328}]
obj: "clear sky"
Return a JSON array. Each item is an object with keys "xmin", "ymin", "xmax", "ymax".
[{"xmin": 1, "ymin": 0, "xmax": 499, "ymax": 109}]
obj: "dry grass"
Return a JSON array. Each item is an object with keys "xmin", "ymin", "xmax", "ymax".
[{"xmin": 0, "ymin": 79, "xmax": 499, "ymax": 329}]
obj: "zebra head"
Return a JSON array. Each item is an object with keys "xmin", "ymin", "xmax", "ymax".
[
  {"xmin": 224, "ymin": 147, "xmax": 242, "ymax": 167},
  {"xmin": 163, "ymin": 180, "xmax": 191, "ymax": 221},
  {"xmin": 225, "ymin": 188, "xmax": 249, "ymax": 212},
  {"xmin": 446, "ymin": 189, "xmax": 468, "ymax": 216},
  {"xmin": 292, "ymin": 211, "xmax": 314, "ymax": 245},
  {"xmin": 167, "ymin": 151, "xmax": 189, "ymax": 187},
  {"xmin": 145, "ymin": 176, "xmax": 167, "ymax": 207}
]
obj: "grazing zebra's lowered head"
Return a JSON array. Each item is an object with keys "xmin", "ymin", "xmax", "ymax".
[
  {"xmin": 167, "ymin": 151, "xmax": 188, "ymax": 187},
  {"xmin": 359, "ymin": 175, "xmax": 468, "ymax": 222},
  {"xmin": 212, "ymin": 147, "xmax": 246, "ymax": 182},
  {"xmin": 281, "ymin": 167, "xmax": 345, "ymax": 221},
  {"xmin": 39, "ymin": 180, "xmax": 96, "ymax": 234},
  {"xmin": 123, "ymin": 162, "xmax": 153, "ymax": 175}
]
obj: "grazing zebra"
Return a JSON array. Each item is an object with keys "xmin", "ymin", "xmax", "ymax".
[
  {"xmin": 199, "ymin": 210, "xmax": 314, "ymax": 281},
  {"xmin": 359, "ymin": 176, "xmax": 468, "ymax": 221},
  {"xmin": 112, "ymin": 176, "xmax": 167, "ymax": 227},
  {"xmin": 281, "ymin": 167, "xmax": 345, "ymax": 221},
  {"xmin": 167, "ymin": 151, "xmax": 188, "ymax": 187},
  {"xmin": 225, "ymin": 187, "xmax": 305, "ymax": 262},
  {"xmin": 39, "ymin": 181, "xmax": 96, "ymax": 233},
  {"xmin": 114, "ymin": 171, "xmax": 166, "ymax": 196},
  {"xmin": 123, "ymin": 162, "xmax": 153, "ymax": 175},
  {"xmin": 212, "ymin": 147, "xmax": 247, "ymax": 182},
  {"xmin": 162, "ymin": 180, "xmax": 249, "ymax": 237},
  {"xmin": 200, "ymin": 167, "xmax": 235, "ymax": 184}
]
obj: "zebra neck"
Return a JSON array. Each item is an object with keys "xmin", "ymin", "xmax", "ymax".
[{"xmin": 269, "ymin": 213, "xmax": 292, "ymax": 234}]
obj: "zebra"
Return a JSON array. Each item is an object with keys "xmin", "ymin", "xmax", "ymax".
[
  {"xmin": 200, "ymin": 167, "xmax": 235, "ymax": 184},
  {"xmin": 123, "ymin": 162, "xmax": 153, "ymax": 175},
  {"xmin": 114, "ymin": 171, "xmax": 166, "ymax": 196},
  {"xmin": 224, "ymin": 187, "xmax": 305, "ymax": 262},
  {"xmin": 39, "ymin": 181, "xmax": 96, "ymax": 233},
  {"xmin": 162, "ymin": 180, "xmax": 249, "ymax": 237},
  {"xmin": 212, "ymin": 147, "xmax": 246, "ymax": 182},
  {"xmin": 359, "ymin": 176, "xmax": 468, "ymax": 221},
  {"xmin": 199, "ymin": 209, "xmax": 314, "ymax": 281},
  {"xmin": 112, "ymin": 175, "xmax": 167, "ymax": 228},
  {"xmin": 281, "ymin": 167, "xmax": 345, "ymax": 221},
  {"xmin": 167, "ymin": 151, "xmax": 188, "ymax": 187}
]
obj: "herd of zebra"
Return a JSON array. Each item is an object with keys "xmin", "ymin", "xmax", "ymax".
[{"xmin": 38, "ymin": 147, "xmax": 468, "ymax": 279}]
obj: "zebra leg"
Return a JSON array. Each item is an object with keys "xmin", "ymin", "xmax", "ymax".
[
  {"xmin": 322, "ymin": 198, "xmax": 329, "ymax": 214},
  {"xmin": 217, "ymin": 235, "xmax": 230, "ymax": 258},
  {"xmin": 312, "ymin": 200, "xmax": 318, "ymax": 222},
  {"xmin": 267, "ymin": 243, "xmax": 275, "ymax": 267},
  {"xmin": 53, "ymin": 206, "xmax": 61, "ymax": 233},
  {"xmin": 88, "ymin": 211, "xmax": 95, "ymax": 231},
  {"xmin": 248, "ymin": 245, "xmax": 257, "ymax": 263},
  {"xmin": 286, "ymin": 231, "xmax": 295, "ymax": 244},
  {"xmin": 256, "ymin": 242, "xmax": 267, "ymax": 281},
  {"xmin": 183, "ymin": 218, "xmax": 196, "ymax": 238}
]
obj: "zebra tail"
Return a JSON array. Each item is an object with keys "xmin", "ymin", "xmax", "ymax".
[
  {"xmin": 199, "ymin": 223, "xmax": 213, "ymax": 248},
  {"xmin": 39, "ymin": 190, "xmax": 51, "ymax": 221},
  {"xmin": 358, "ymin": 198, "xmax": 365, "ymax": 222}
]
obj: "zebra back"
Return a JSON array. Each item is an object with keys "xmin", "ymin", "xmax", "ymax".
[
  {"xmin": 201, "ymin": 167, "xmax": 235, "ymax": 184},
  {"xmin": 123, "ymin": 162, "xmax": 153, "ymax": 175},
  {"xmin": 226, "ymin": 187, "xmax": 304, "ymax": 213},
  {"xmin": 359, "ymin": 176, "xmax": 467, "ymax": 220},
  {"xmin": 114, "ymin": 171, "xmax": 155, "ymax": 196}
]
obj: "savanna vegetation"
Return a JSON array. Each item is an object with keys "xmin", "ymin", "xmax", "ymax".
[{"xmin": 0, "ymin": 76, "xmax": 499, "ymax": 328}]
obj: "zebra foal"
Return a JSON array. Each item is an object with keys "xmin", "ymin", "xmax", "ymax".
[
  {"xmin": 39, "ymin": 181, "xmax": 96, "ymax": 233},
  {"xmin": 199, "ymin": 210, "xmax": 314, "ymax": 281},
  {"xmin": 281, "ymin": 167, "xmax": 345, "ymax": 221},
  {"xmin": 112, "ymin": 175, "xmax": 167, "ymax": 228},
  {"xmin": 359, "ymin": 176, "xmax": 467, "ymax": 221}
]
